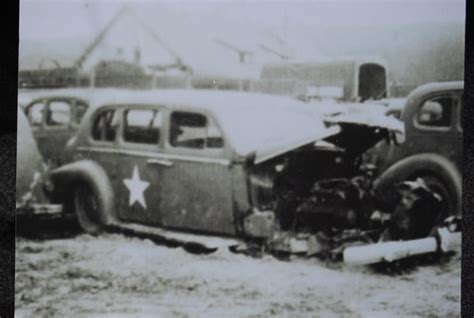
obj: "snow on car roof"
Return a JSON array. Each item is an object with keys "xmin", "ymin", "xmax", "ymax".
[
  {"xmin": 80, "ymin": 89, "xmax": 338, "ymax": 160},
  {"xmin": 84, "ymin": 88, "xmax": 311, "ymax": 111}
]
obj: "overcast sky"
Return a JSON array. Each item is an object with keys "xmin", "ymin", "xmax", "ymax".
[{"xmin": 21, "ymin": 0, "xmax": 465, "ymax": 41}]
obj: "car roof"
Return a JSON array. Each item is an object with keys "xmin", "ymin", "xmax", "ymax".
[
  {"xmin": 400, "ymin": 81, "xmax": 464, "ymax": 122},
  {"xmin": 407, "ymin": 81, "xmax": 464, "ymax": 102},
  {"xmin": 77, "ymin": 89, "xmax": 338, "ymax": 162},
  {"xmin": 85, "ymin": 89, "xmax": 315, "ymax": 113}
]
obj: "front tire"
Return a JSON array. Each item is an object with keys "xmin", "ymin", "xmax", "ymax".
[
  {"xmin": 387, "ymin": 174, "xmax": 456, "ymax": 240},
  {"xmin": 421, "ymin": 175, "xmax": 453, "ymax": 219},
  {"xmin": 74, "ymin": 184, "xmax": 103, "ymax": 235}
]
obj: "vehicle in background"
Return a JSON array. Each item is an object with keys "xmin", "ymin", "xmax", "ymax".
[
  {"xmin": 372, "ymin": 81, "xmax": 463, "ymax": 218},
  {"xmin": 20, "ymin": 88, "xmax": 120, "ymax": 167},
  {"xmin": 17, "ymin": 106, "xmax": 61, "ymax": 216},
  {"xmin": 260, "ymin": 59, "xmax": 388, "ymax": 102}
]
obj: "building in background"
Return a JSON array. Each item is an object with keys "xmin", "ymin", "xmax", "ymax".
[{"xmin": 18, "ymin": 2, "xmax": 464, "ymax": 98}]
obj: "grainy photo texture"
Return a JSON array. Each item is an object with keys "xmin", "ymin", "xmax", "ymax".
[{"xmin": 16, "ymin": 0, "xmax": 465, "ymax": 317}]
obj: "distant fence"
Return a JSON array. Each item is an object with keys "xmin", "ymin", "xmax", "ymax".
[
  {"xmin": 19, "ymin": 68, "xmax": 418, "ymax": 99},
  {"xmin": 18, "ymin": 68, "xmax": 82, "ymax": 89},
  {"xmin": 251, "ymin": 79, "xmax": 308, "ymax": 97},
  {"xmin": 151, "ymin": 76, "xmax": 308, "ymax": 98}
]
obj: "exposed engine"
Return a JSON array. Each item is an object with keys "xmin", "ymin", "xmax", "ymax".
[{"xmin": 245, "ymin": 121, "xmax": 451, "ymax": 259}]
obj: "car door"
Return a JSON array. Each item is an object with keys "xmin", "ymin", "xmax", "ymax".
[
  {"xmin": 158, "ymin": 108, "xmax": 236, "ymax": 236},
  {"xmin": 111, "ymin": 106, "xmax": 166, "ymax": 226}
]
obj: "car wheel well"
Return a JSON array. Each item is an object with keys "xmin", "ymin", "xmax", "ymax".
[
  {"xmin": 373, "ymin": 153, "xmax": 461, "ymax": 215},
  {"xmin": 50, "ymin": 160, "xmax": 116, "ymax": 224}
]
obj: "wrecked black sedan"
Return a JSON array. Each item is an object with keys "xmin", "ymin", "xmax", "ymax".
[{"xmin": 46, "ymin": 90, "xmax": 457, "ymax": 262}]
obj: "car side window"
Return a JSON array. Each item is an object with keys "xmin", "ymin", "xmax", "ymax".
[
  {"xmin": 169, "ymin": 111, "xmax": 224, "ymax": 149},
  {"xmin": 416, "ymin": 96, "xmax": 453, "ymax": 128},
  {"xmin": 123, "ymin": 109, "xmax": 162, "ymax": 144},
  {"xmin": 27, "ymin": 101, "xmax": 46, "ymax": 127},
  {"xmin": 47, "ymin": 101, "xmax": 71, "ymax": 127},
  {"xmin": 92, "ymin": 109, "xmax": 118, "ymax": 142}
]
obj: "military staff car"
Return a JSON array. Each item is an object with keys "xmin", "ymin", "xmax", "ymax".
[
  {"xmin": 50, "ymin": 89, "xmax": 446, "ymax": 256},
  {"xmin": 51, "ymin": 91, "xmax": 335, "ymax": 236},
  {"xmin": 17, "ymin": 106, "xmax": 62, "ymax": 217}
]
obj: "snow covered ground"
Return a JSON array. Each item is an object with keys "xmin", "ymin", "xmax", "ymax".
[{"xmin": 15, "ymin": 226, "xmax": 460, "ymax": 318}]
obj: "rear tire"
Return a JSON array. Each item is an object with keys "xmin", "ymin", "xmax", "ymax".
[{"xmin": 74, "ymin": 184, "xmax": 103, "ymax": 235}]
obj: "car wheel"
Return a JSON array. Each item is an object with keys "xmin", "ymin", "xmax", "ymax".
[
  {"xmin": 373, "ymin": 153, "xmax": 462, "ymax": 216},
  {"xmin": 74, "ymin": 184, "xmax": 103, "ymax": 235}
]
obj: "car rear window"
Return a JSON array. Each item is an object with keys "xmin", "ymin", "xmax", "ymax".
[
  {"xmin": 169, "ymin": 111, "xmax": 223, "ymax": 149},
  {"xmin": 123, "ymin": 109, "xmax": 162, "ymax": 144}
]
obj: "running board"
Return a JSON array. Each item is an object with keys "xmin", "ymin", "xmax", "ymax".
[
  {"xmin": 16, "ymin": 203, "xmax": 63, "ymax": 216},
  {"xmin": 111, "ymin": 222, "xmax": 241, "ymax": 250}
]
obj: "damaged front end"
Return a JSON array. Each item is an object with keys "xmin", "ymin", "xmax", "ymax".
[{"xmin": 240, "ymin": 114, "xmax": 459, "ymax": 264}]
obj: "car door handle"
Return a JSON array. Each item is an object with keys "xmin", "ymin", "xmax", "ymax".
[{"xmin": 146, "ymin": 158, "xmax": 173, "ymax": 167}]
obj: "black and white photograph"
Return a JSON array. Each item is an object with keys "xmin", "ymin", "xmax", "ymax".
[{"xmin": 15, "ymin": 0, "xmax": 465, "ymax": 317}]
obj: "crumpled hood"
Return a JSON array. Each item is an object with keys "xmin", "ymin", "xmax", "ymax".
[
  {"xmin": 324, "ymin": 113, "xmax": 404, "ymax": 133},
  {"xmin": 214, "ymin": 102, "xmax": 341, "ymax": 165},
  {"xmin": 323, "ymin": 113, "xmax": 404, "ymax": 158},
  {"xmin": 309, "ymin": 100, "xmax": 388, "ymax": 117},
  {"xmin": 252, "ymin": 112, "xmax": 404, "ymax": 164},
  {"xmin": 252, "ymin": 125, "xmax": 341, "ymax": 164}
]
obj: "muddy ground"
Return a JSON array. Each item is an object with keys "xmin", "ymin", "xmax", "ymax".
[{"xmin": 15, "ymin": 219, "xmax": 460, "ymax": 318}]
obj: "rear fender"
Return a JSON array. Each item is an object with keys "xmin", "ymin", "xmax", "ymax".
[
  {"xmin": 50, "ymin": 160, "xmax": 116, "ymax": 225},
  {"xmin": 373, "ymin": 153, "xmax": 462, "ymax": 214}
]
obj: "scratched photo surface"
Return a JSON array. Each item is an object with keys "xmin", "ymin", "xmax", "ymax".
[{"xmin": 16, "ymin": 0, "xmax": 465, "ymax": 317}]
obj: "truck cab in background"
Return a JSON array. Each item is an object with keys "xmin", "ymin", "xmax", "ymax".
[{"xmin": 372, "ymin": 81, "xmax": 463, "ymax": 217}]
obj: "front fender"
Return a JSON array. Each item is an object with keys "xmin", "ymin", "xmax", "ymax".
[
  {"xmin": 50, "ymin": 160, "xmax": 116, "ymax": 225},
  {"xmin": 373, "ymin": 153, "xmax": 462, "ymax": 214}
]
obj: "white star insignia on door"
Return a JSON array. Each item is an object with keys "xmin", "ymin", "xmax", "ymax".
[{"xmin": 123, "ymin": 165, "xmax": 150, "ymax": 209}]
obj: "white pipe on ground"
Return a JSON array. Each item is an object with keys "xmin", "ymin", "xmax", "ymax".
[{"xmin": 343, "ymin": 228, "xmax": 461, "ymax": 265}]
